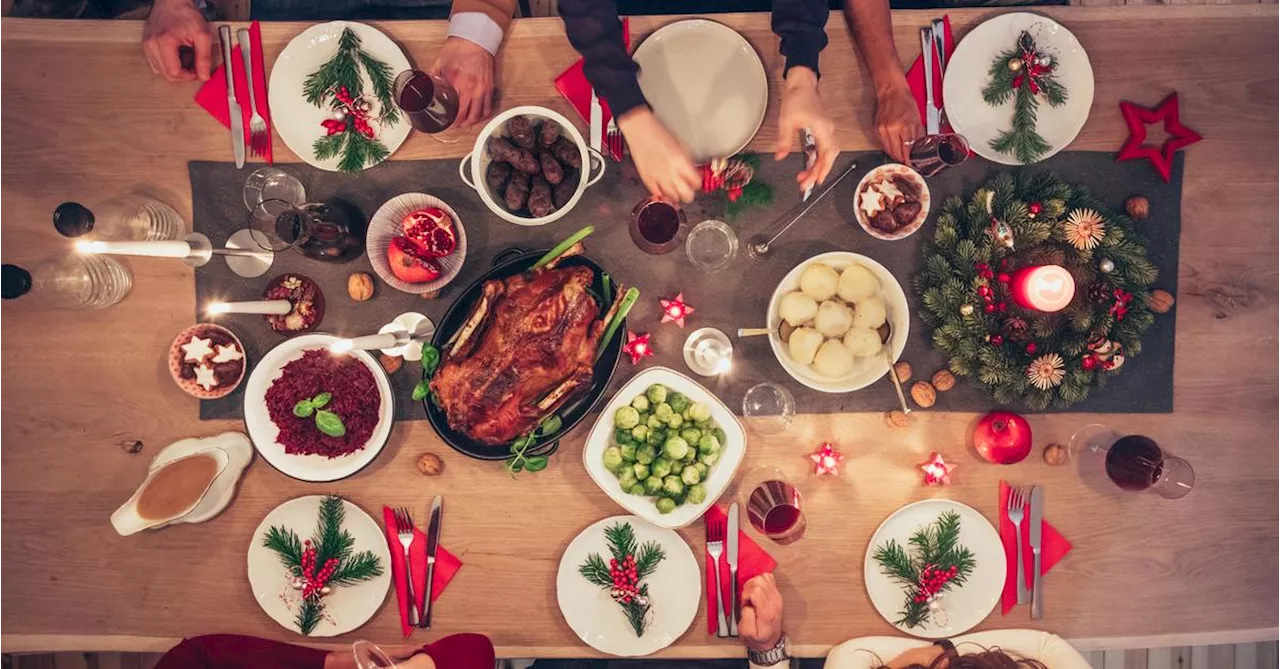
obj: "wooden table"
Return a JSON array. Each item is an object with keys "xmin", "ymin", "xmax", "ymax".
[{"xmin": 2, "ymin": 6, "xmax": 1277, "ymax": 658}]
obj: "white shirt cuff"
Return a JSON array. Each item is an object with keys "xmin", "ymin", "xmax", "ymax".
[{"xmin": 447, "ymin": 12, "xmax": 505, "ymax": 56}]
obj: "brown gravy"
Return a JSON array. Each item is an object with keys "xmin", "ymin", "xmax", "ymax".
[{"xmin": 136, "ymin": 453, "xmax": 220, "ymax": 521}]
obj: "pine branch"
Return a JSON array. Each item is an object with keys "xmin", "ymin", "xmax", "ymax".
[
  {"xmin": 623, "ymin": 584, "xmax": 653, "ymax": 637},
  {"xmin": 330, "ymin": 550, "xmax": 384, "ymax": 586},
  {"xmin": 357, "ymin": 50, "xmax": 400, "ymax": 126},
  {"xmin": 263, "ymin": 525, "xmax": 304, "ymax": 576},
  {"xmin": 989, "ymin": 84, "xmax": 1051, "ymax": 164},
  {"xmin": 578, "ymin": 553, "xmax": 614, "ymax": 588},
  {"xmin": 313, "ymin": 495, "xmax": 354, "ymax": 565},
  {"xmin": 603, "ymin": 522, "xmax": 639, "ymax": 563},
  {"xmin": 302, "ymin": 29, "xmax": 363, "ymax": 108},
  {"xmin": 635, "ymin": 540, "xmax": 666, "ymax": 580},
  {"xmin": 336, "ymin": 131, "xmax": 390, "ymax": 173},
  {"xmin": 296, "ymin": 597, "xmax": 324, "ymax": 636},
  {"xmin": 981, "ymin": 47, "xmax": 1021, "ymax": 106},
  {"xmin": 312, "ymin": 133, "xmax": 346, "ymax": 161}
]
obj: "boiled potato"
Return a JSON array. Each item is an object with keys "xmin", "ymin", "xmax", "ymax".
[
  {"xmin": 815, "ymin": 300, "xmax": 854, "ymax": 338},
  {"xmin": 788, "ymin": 327, "xmax": 824, "ymax": 365},
  {"xmin": 853, "ymin": 296, "xmax": 887, "ymax": 330},
  {"xmin": 813, "ymin": 339, "xmax": 854, "ymax": 377},
  {"xmin": 779, "ymin": 291, "xmax": 818, "ymax": 327},
  {"xmin": 843, "ymin": 327, "xmax": 883, "ymax": 357},
  {"xmin": 799, "ymin": 263, "xmax": 839, "ymax": 301},
  {"xmin": 838, "ymin": 264, "xmax": 880, "ymax": 303}
]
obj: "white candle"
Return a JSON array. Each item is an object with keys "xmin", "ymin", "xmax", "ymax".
[
  {"xmin": 330, "ymin": 332, "xmax": 402, "ymax": 354},
  {"xmin": 206, "ymin": 300, "xmax": 293, "ymax": 316},
  {"xmin": 76, "ymin": 239, "xmax": 192, "ymax": 259}
]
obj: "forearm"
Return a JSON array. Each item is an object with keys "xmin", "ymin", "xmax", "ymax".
[
  {"xmin": 772, "ymin": 0, "xmax": 830, "ymax": 78},
  {"xmin": 842, "ymin": 0, "xmax": 908, "ymax": 95},
  {"xmin": 558, "ymin": 0, "xmax": 646, "ymax": 117}
]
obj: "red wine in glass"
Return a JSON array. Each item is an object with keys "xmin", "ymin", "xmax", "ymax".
[
  {"xmin": 1105, "ymin": 435, "xmax": 1164, "ymax": 491},
  {"xmin": 394, "ymin": 70, "xmax": 459, "ymax": 134},
  {"xmin": 747, "ymin": 479, "xmax": 806, "ymax": 545},
  {"xmin": 629, "ymin": 197, "xmax": 685, "ymax": 254},
  {"xmin": 909, "ymin": 133, "xmax": 970, "ymax": 177}
]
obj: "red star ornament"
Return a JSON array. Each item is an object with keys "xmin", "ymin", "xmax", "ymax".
[
  {"xmin": 809, "ymin": 442, "xmax": 845, "ymax": 476},
  {"xmin": 1116, "ymin": 92, "xmax": 1202, "ymax": 183},
  {"xmin": 622, "ymin": 331, "xmax": 654, "ymax": 365},
  {"xmin": 659, "ymin": 293, "xmax": 695, "ymax": 328},
  {"xmin": 919, "ymin": 451, "xmax": 957, "ymax": 486}
]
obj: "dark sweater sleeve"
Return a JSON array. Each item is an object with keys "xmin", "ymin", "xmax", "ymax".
[
  {"xmin": 772, "ymin": 0, "xmax": 830, "ymax": 78},
  {"xmin": 154, "ymin": 635, "xmax": 327, "ymax": 669},
  {"xmin": 558, "ymin": 0, "xmax": 647, "ymax": 117}
]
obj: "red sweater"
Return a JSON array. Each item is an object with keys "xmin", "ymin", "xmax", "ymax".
[{"xmin": 155, "ymin": 634, "xmax": 495, "ymax": 669}]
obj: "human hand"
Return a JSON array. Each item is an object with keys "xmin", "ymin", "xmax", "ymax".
[
  {"xmin": 616, "ymin": 107, "xmax": 700, "ymax": 203},
  {"xmin": 875, "ymin": 79, "xmax": 923, "ymax": 164},
  {"xmin": 429, "ymin": 37, "xmax": 495, "ymax": 128},
  {"xmin": 739, "ymin": 573, "xmax": 784, "ymax": 652},
  {"xmin": 142, "ymin": 0, "xmax": 212, "ymax": 83},
  {"xmin": 773, "ymin": 67, "xmax": 837, "ymax": 194}
]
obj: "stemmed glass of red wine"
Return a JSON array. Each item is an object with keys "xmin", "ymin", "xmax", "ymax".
[
  {"xmin": 394, "ymin": 70, "xmax": 460, "ymax": 143},
  {"xmin": 1070, "ymin": 425, "xmax": 1194, "ymax": 499},
  {"xmin": 741, "ymin": 466, "xmax": 806, "ymax": 545}
]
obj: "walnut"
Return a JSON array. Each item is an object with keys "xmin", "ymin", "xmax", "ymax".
[
  {"xmin": 1149, "ymin": 289, "xmax": 1175, "ymax": 314},
  {"xmin": 910, "ymin": 381, "xmax": 936, "ymax": 408},
  {"xmin": 119, "ymin": 439, "xmax": 144, "ymax": 454},
  {"xmin": 893, "ymin": 361, "xmax": 912, "ymax": 384},
  {"xmin": 1125, "ymin": 196, "xmax": 1150, "ymax": 221},
  {"xmin": 1043, "ymin": 443, "xmax": 1068, "ymax": 466},
  {"xmin": 420, "ymin": 289, "xmax": 441, "ymax": 299},
  {"xmin": 347, "ymin": 272, "xmax": 375, "ymax": 301},
  {"xmin": 378, "ymin": 354, "xmax": 403, "ymax": 375},
  {"xmin": 885, "ymin": 410, "xmax": 912, "ymax": 428},
  {"xmin": 416, "ymin": 452, "xmax": 444, "ymax": 476},
  {"xmin": 931, "ymin": 369, "xmax": 956, "ymax": 392}
]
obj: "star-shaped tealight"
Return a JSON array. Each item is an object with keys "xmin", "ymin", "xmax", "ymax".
[
  {"xmin": 809, "ymin": 442, "xmax": 845, "ymax": 476},
  {"xmin": 181, "ymin": 336, "xmax": 215, "ymax": 364},
  {"xmin": 622, "ymin": 331, "xmax": 654, "ymax": 365},
  {"xmin": 919, "ymin": 451, "xmax": 957, "ymax": 486},
  {"xmin": 193, "ymin": 364, "xmax": 218, "ymax": 390},
  {"xmin": 1116, "ymin": 92, "xmax": 1202, "ymax": 183},
  {"xmin": 659, "ymin": 293, "xmax": 695, "ymax": 328}
]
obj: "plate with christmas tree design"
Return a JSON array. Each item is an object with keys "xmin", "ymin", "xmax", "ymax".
[{"xmin": 863, "ymin": 499, "xmax": 1005, "ymax": 639}]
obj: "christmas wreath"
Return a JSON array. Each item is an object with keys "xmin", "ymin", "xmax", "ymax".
[
  {"xmin": 872, "ymin": 510, "xmax": 976, "ymax": 629},
  {"xmin": 916, "ymin": 171, "xmax": 1158, "ymax": 410},
  {"xmin": 303, "ymin": 28, "xmax": 401, "ymax": 173}
]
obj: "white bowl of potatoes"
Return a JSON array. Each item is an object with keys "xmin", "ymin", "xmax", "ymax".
[{"xmin": 766, "ymin": 252, "xmax": 909, "ymax": 394}]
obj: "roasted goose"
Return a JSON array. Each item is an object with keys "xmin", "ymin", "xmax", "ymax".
[{"xmin": 431, "ymin": 246, "xmax": 624, "ymax": 445}]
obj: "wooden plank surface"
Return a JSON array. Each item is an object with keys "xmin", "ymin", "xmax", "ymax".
[{"xmin": 2, "ymin": 6, "xmax": 1278, "ymax": 657}]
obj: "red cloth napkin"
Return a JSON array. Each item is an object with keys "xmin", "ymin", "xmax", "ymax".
[
  {"xmin": 999, "ymin": 481, "xmax": 1071, "ymax": 616},
  {"xmin": 704, "ymin": 504, "xmax": 776, "ymax": 635},
  {"xmin": 195, "ymin": 21, "xmax": 273, "ymax": 163},
  {"xmin": 381, "ymin": 506, "xmax": 463, "ymax": 638},
  {"xmin": 906, "ymin": 16, "xmax": 956, "ymax": 135},
  {"xmin": 554, "ymin": 18, "xmax": 630, "ymax": 159}
]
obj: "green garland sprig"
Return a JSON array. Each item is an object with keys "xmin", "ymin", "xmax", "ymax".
[
  {"xmin": 872, "ymin": 511, "xmax": 976, "ymax": 629},
  {"xmin": 303, "ymin": 27, "xmax": 400, "ymax": 173},
  {"xmin": 578, "ymin": 522, "xmax": 666, "ymax": 637},
  {"xmin": 916, "ymin": 171, "xmax": 1158, "ymax": 410},
  {"xmin": 981, "ymin": 31, "xmax": 1068, "ymax": 165}
]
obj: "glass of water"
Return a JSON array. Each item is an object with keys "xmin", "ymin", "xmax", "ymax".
[
  {"xmin": 742, "ymin": 382, "xmax": 795, "ymax": 432},
  {"xmin": 243, "ymin": 167, "xmax": 306, "ymax": 212},
  {"xmin": 685, "ymin": 219, "xmax": 738, "ymax": 272}
]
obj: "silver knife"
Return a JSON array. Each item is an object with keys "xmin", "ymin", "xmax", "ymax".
[
  {"xmin": 420, "ymin": 495, "xmax": 443, "ymax": 628},
  {"xmin": 1029, "ymin": 485, "xmax": 1044, "ymax": 620},
  {"xmin": 920, "ymin": 27, "xmax": 940, "ymax": 136},
  {"xmin": 931, "ymin": 19, "xmax": 948, "ymax": 127},
  {"xmin": 800, "ymin": 128, "xmax": 817, "ymax": 202},
  {"xmin": 588, "ymin": 88, "xmax": 603, "ymax": 153},
  {"xmin": 218, "ymin": 25, "xmax": 245, "ymax": 169},
  {"xmin": 727, "ymin": 503, "xmax": 741, "ymax": 637}
]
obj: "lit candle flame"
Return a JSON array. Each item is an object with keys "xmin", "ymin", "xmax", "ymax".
[
  {"xmin": 206, "ymin": 302, "xmax": 230, "ymax": 315},
  {"xmin": 329, "ymin": 339, "xmax": 355, "ymax": 355},
  {"xmin": 75, "ymin": 240, "xmax": 107, "ymax": 254}
]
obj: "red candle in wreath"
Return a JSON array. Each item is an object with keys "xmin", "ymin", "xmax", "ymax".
[{"xmin": 1009, "ymin": 264, "xmax": 1075, "ymax": 313}]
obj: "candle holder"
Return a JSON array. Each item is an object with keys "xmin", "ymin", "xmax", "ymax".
[
  {"xmin": 376, "ymin": 312, "xmax": 436, "ymax": 361},
  {"xmin": 683, "ymin": 327, "xmax": 732, "ymax": 377},
  {"xmin": 222, "ymin": 229, "xmax": 275, "ymax": 278}
]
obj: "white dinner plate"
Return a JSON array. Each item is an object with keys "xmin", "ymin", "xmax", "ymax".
[
  {"xmin": 943, "ymin": 13, "xmax": 1094, "ymax": 165},
  {"xmin": 864, "ymin": 499, "xmax": 1006, "ymax": 638},
  {"xmin": 632, "ymin": 19, "xmax": 768, "ymax": 162},
  {"xmin": 247, "ymin": 495, "xmax": 391, "ymax": 637},
  {"xmin": 556, "ymin": 515, "xmax": 701, "ymax": 656},
  {"xmin": 243, "ymin": 333, "xmax": 394, "ymax": 482},
  {"xmin": 269, "ymin": 21, "xmax": 412, "ymax": 171}
]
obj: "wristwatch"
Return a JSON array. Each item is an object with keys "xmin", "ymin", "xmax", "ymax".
[{"xmin": 748, "ymin": 633, "xmax": 791, "ymax": 667}]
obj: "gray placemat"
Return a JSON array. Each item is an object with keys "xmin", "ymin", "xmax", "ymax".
[{"xmin": 190, "ymin": 150, "xmax": 1180, "ymax": 420}]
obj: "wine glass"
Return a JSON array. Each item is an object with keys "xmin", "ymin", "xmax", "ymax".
[
  {"xmin": 740, "ymin": 466, "xmax": 806, "ymax": 545},
  {"xmin": 352, "ymin": 641, "xmax": 397, "ymax": 668},
  {"xmin": 243, "ymin": 167, "xmax": 305, "ymax": 212},
  {"xmin": 250, "ymin": 198, "xmax": 367, "ymax": 262},
  {"xmin": 909, "ymin": 133, "xmax": 970, "ymax": 177},
  {"xmin": 1105, "ymin": 435, "xmax": 1195, "ymax": 499},
  {"xmin": 741, "ymin": 382, "xmax": 795, "ymax": 433},
  {"xmin": 394, "ymin": 70, "xmax": 460, "ymax": 143},
  {"xmin": 629, "ymin": 197, "xmax": 685, "ymax": 254}
]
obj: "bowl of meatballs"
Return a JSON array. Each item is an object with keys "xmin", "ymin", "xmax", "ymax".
[{"xmin": 460, "ymin": 106, "xmax": 606, "ymax": 226}]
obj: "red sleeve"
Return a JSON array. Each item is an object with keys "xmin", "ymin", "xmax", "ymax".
[{"xmin": 154, "ymin": 635, "xmax": 328, "ymax": 669}]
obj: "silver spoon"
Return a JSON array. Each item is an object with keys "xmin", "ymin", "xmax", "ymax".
[
  {"xmin": 882, "ymin": 320, "xmax": 911, "ymax": 414},
  {"xmin": 747, "ymin": 160, "xmax": 860, "ymax": 260}
]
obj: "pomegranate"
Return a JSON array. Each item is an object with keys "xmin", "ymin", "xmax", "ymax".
[
  {"xmin": 973, "ymin": 411, "xmax": 1033, "ymax": 464},
  {"xmin": 387, "ymin": 236, "xmax": 442, "ymax": 283},
  {"xmin": 401, "ymin": 207, "xmax": 457, "ymax": 258}
]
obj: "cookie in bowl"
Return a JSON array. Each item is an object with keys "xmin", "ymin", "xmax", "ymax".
[{"xmin": 169, "ymin": 323, "xmax": 247, "ymax": 399}]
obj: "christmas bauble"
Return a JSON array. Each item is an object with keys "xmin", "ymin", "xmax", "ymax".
[
  {"xmin": 973, "ymin": 411, "xmax": 1033, "ymax": 464},
  {"xmin": 960, "ymin": 304, "xmax": 975, "ymax": 316},
  {"xmin": 1099, "ymin": 258, "xmax": 1115, "ymax": 273},
  {"xmin": 1008, "ymin": 58, "xmax": 1023, "ymax": 72},
  {"xmin": 1035, "ymin": 54, "xmax": 1051, "ymax": 67}
]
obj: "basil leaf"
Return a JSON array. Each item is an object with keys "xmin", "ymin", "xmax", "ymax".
[
  {"xmin": 310, "ymin": 392, "xmax": 332, "ymax": 409},
  {"xmin": 411, "ymin": 380, "xmax": 431, "ymax": 402},
  {"xmin": 314, "ymin": 410, "xmax": 346, "ymax": 437},
  {"xmin": 524, "ymin": 456, "xmax": 549, "ymax": 472},
  {"xmin": 293, "ymin": 399, "xmax": 315, "ymax": 418},
  {"xmin": 537, "ymin": 415, "xmax": 563, "ymax": 437},
  {"xmin": 421, "ymin": 344, "xmax": 441, "ymax": 376}
]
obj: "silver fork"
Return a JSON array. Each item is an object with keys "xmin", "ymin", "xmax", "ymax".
[
  {"xmin": 393, "ymin": 507, "xmax": 420, "ymax": 626},
  {"xmin": 237, "ymin": 29, "xmax": 269, "ymax": 159},
  {"xmin": 606, "ymin": 118, "xmax": 624, "ymax": 161},
  {"xmin": 1007, "ymin": 487, "xmax": 1029, "ymax": 605},
  {"xmin": 707, "ymin": 520, "xmax": 729, "ymax": 637}
]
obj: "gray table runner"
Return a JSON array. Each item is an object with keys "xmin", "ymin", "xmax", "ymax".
[{"xmin": 190, "ymin": 150, "xmax": 1181, "ymax": 420}]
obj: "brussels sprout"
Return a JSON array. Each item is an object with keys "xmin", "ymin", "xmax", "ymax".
[
  {"xmin": 655, "ymin": 497, "xmax": 677, "ymax": 514},
  {"xmin": 636, "ymin": 445, "xmax": 656, "ymax": 465},
  {"xmin": 650, "ymin": 457, "xmax": 673, "ymax": 479},
  {"xmin": 681, "ymin": 428, "xmax": 702, "ymax": 445},
  {"xmin": 695, "ymin": 418, "xmax": 712, "ymax": 430},
  {"xmin": 602, "ymin": 446, "xmax": 624, "ymax": 471},
  {"xmin": 667, "ymin": 413, "xmax": 684, "ymax": 429},
  {"xmin": 698, "ymin": 434, "xmax": 721, "ymax": 455},
  {"xmin": 643, "ymin": 475, "xmax": 664, "ymax": 494},
  {"xmin": 620, "ymin": 443, "xmax": 638, "ymax": 462},
  {"xmin": 668, "ymin": 392, "xmax": 691, "ymax": 414},
  {"xmin": 686, "ymin": 483, "xmax": 707, "ymax": 505},
  {"xmin": 646, "ymin": 384, "xmax": 669, "ymax": 404},
  {"xmin": 631, "ymin": 425, "xmax": 650, "ymax": 442},
  {"xmin": 647, "ymin": 429, "xmax": 667, "ymax": 447},
  {"xmin": 713, "ymin": 427, "xmax": 728, "ymax": 446},
  {"xmin": 646, "ymin": 414, "xmax": 665, "ymax": 430},
  {"xmin": 681, "ymin": 466, "xmax": 702, "ymax": 486},
  {"xmin": 631, "ymin": 395, "xmax": 651, "ymax": 412},
  {"xmin": 699, "ymin": 450, "xmax": 721, "ymax": 467},
  {"xmin": 662, "ymin": 475, "xmax": 684, "ymax": 497},
  {"xmin": 613, "ymin": 406, "xmax": 641, "ymax": 429},
  {"xmin": 670, "ymin": 461, "xmax": 685, "ymax": 475},
  {"xmin": 654, "ymin": 402, "xmax": 674, "ymax": 422},
  {"xmin": 693, "ymin": 462, "xmax": 709, "ymax": 479},
  {"xmin": 628, "ymin": 484, "xmax": 647, "ymax": 496},
  {"xmin": 632, "ymin": 463, "xmax": 650, "ymax": 480},
  {"xmin": 663, "ymin": 436, "xmax": 690, "ymax": 461},
  {"xmin": 688, "ymin": 402, "xmax": 712, "ymax": 422},
  {"xmin": 614, "ymin": 428, "xmax": 634, "ymax": 446},
  {"xmin": 671, "ymin": 493, "xmax": 686, "ymax": 506},
  {"xmin": 683, "ymin": 445, "xmax": 698, "ymax": 463},
  {"xmin": 617, "ymin": 469, "xmax": 638, "ymax": 490}
]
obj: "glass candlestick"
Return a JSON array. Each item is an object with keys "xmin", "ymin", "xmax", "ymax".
[{"xmin": 683, "ymin": 327, "xmax": 732, "ymax": 377}]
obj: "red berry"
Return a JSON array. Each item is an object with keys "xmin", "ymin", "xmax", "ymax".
[
  {"xmin": 984, "ymin": 304, "xmax": 996, "ymax": 313},
  {"xmin": 990, "ymin": 335, "xmax": 1004, "ymax": 346},
  {"xmin": 997, "ymin": 273, "xmax": 1010, "ymax": 283},
  {"xmin": 1026, "ymin": 343, "xmax": 1037, "ymax": 354},
  {"xmin": 997, "ymin": 302, "xmax": 1008, "ymax": 312}
]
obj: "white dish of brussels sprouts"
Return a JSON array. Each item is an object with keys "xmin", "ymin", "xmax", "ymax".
[{"xmin": 583, "ymin": 367, "xmax": 745, "ymax": 529}]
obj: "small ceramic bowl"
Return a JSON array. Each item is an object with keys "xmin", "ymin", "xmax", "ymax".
[
  {"xmin": 854, "ymin": 163, "xmax": 931, "ymax": 241},
  {"xmin": 168, "ymin": 323, "xmax": 247, "ymax": 399},
  {"xmin": 366, "ymin": 193, "xmax": 467, "ymax": 294}
]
